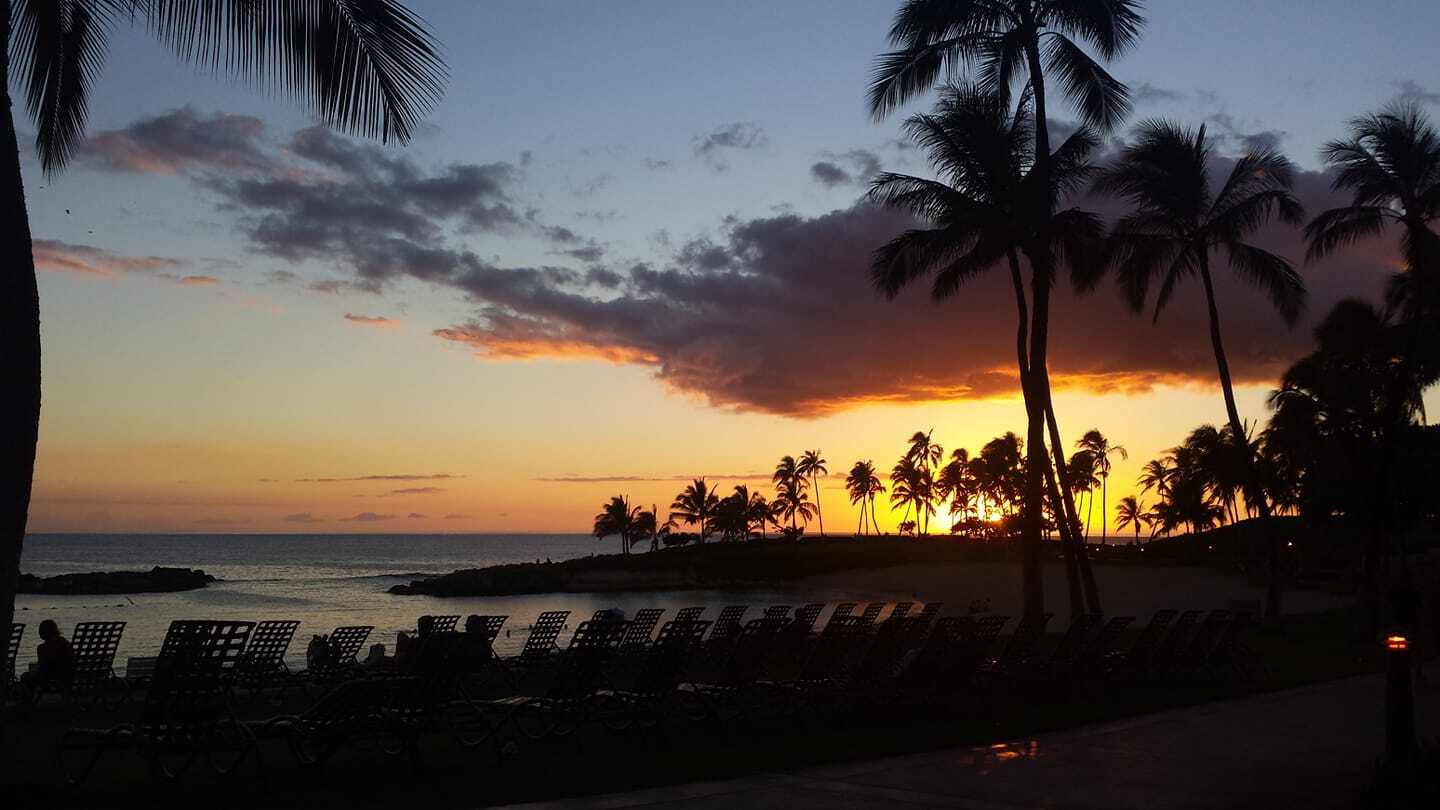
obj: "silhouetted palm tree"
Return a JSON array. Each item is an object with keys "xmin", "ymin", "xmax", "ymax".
[
  {"xmin": 869, "ymin": 0, "xmax": 1143, "ymax": 617},
  {"xmin": 0, "ymin": 0, "xmax": 446, "ymax": 685},
  {"xmin": 772, "ymin": 455, "xmax": 809, "ymax": 529},
  {"xmin": 936, "ymin": 448, "xmax": 976, "ymax": 532},
  {"xmin": 1114, "ymin": 495, "xmax": 1145, "ymax": 543},
  {"xmin": 845, "ymin": 460, "xmax": 884, "ymax": 536},
  {"xmin": 771, "ymin": 480, "xmax": 817, "ymax": 534},
  {"xmin": 1075, "ymin": 429, "xmax": 1126, "ymax": 543},
  {"xmin": 1094, "ymin": 119, "xmax": 1306, "ymax": 619},
  {"xmin": 1138, "ymin": 458, "xmax": 1173, "ymax": 502},
  {"xmin": 594, "ymin": 495, "xmax": 642, "ymax": 554},
  {"xmin": 670, "ymin": 478, "xmax": 719, "ymax": 544},
  {"xmin": 868, "ymin": 83, "xmax": 1106, "ymax": 613},
  {"xmin": 1067, "ymin": 449, "xmax": 1098, "ymax": 537},
  {"xmin": 1305, "ymin": 104, "xmax": 1440, "ymax": 628},
  {"xmin": 797, "ymin": 450, "xmax": 829, "ymax": 537},
  {"xmin": 889, "ymin": 456, "xmax": 933, "ymax": 535}
]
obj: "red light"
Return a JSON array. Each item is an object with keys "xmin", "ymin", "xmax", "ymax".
[{"xmin": 1385, "ymin": 635, "xmax": 1409, "ymax": 651}]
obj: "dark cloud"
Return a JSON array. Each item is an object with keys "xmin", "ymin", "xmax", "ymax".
[
  {"xmin": 1130, "ymin": 82, "xmax": 1186, "ymax": 105},
  {"xmin": 537, "ymin": 473, "xmax": 769, "ymax": 483},
  {"xmin": 282, "ymin": 512, "xmax": 325, "ymax": 523},
  {"xmin": 1394, "ymin": 79, "xmax": 1440, "ymax": 105},
  {"xmin": 810, "ymin": 149, "xmax": 882, "ymax": 188},
  {"xmin": 341, "ymin": 512, "xmax": 396, "ymax": 522},
  {"xmin": 175, "ymin": 275, "xmax": 220, "ymax": 287},
  {"xmin": 406, "ymin": 512, "xmax": 428, "ymax": 519},
  {"xmin": 1205, "ymin": 113, "xmax": 1287, "ymax": 155},
  {"xmin": 692, "ymin": 122, "xmax": 767, "ymax": 168},
  {"xmin": 344, "ymin": 312, "xmax": 400, "ymax": 328},
  {"xmin": 430, "ymin": 160, "xmax": 1393, "ymax": 417},
  {"xmin": 644, "ymin": 158, "xmax": 673, "ymax": 170},
  {"xmin": 78, "ymin": 107, "xmax": 271, "ymax": 174},
  {"xmin": 194, "ymin": 518, "xmax": 254, "ymax": 526},
  {"xmin": 442, "ymin": 513, "xmax": 470, "ymax": 520},
  {"xmin": 389, "ymin": 487, "xmax": 444, "ymax": 495}
]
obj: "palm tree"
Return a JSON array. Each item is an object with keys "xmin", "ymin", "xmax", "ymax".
[
  {"xmin": 1114, "ymin": 495, "xmax": 1145, "ymax": 543},
  {"xmin": 845, "ymin": 460, "xmax": 884, "ymax": 536},
  {"xmin": 889, "ymin": 456, "xmax": 934, "ymax": 536},
  {"xmin": 903, "ymin": 432, "xmax": 943, "ymax": 534},
  {"xmin": 0, "ymin": 0, "xmax": 445, "ymax": 696},
  {"xmin": 1138, "ymin": 458, "xmax": 1173, "ymax": 502},
  {"xmin": 1093, "ymin": 119, "xmax": 1306, "ymax": 620},
  {"xmin": 1075, "ymin": 429, "xmax": 1127, "ymax": 543},
  {"xmin": 1067, "ymin": 449, "xmax": 1098, "ymax": 537},
  {"xmin": 1305, "ymin": 103, "xmax": 1440, "ymax": 628},
  {"xmin": 936, "ymin": 448, "xmax": 975, "ymax": 533},
  {"xmin": 670, "ymin": 478, "xmax": 719, "ymax": 544},
  {"xmin": 869, "ymin": 0, "xmax": 1143, "ymax": 618},
  {"xmin": 797, "ymin": 450, "xmax": 829, "ymax": 537},
  {"xmin": 868, "ymin": 83, "xmax": 1105, "ymax": 613},
  {"xmin": 593, "ymin": 495, "xmax": 642, "ymax": 554},
  {"xmin": 771, "ymin": 481, "xmax": 817, "ymax": 536},
  {"xmin": 772, "ymin": 455, "xmax": 810, "ymax": 529}
]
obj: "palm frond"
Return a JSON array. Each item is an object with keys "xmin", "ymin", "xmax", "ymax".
[
  {"xmin": 1042, "ymin": 0, "xmax": 1146, "ymax": 60},
  {"xmin": 1303, "ymin": 206, "xmax": 1391, "ymax": 262},
  {"xmin": 1041, "ymin": 33, "xmax": 1130, "ymax": 131},
  {"xmin": 12, "ymin": 0, "xmax": 120, "ymax": 177},
  {"xmin": 139, "ymin": 0, "xmax": 446, "ymax": 143},
  {"xmin": 932, "ymin": 232, "xmax": 1009, "ymax": 300},
  {"xmin": 1224, "ymin": 242, "xmax": 1307, "ymax": 325},
  {"xmin": 871, "ymin": 227, "xmax": 968, "ymax": 299},
  {"xmin": 868, "ymin": 34, "xmax": 992, "ymax": 120}
]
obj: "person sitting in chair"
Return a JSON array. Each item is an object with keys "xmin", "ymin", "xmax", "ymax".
[{"xmin": 20, "ymin": 619, "xmax": 74, "ymax": 698}]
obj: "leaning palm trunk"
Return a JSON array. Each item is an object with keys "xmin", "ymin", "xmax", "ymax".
[
  {"xmin": 1044, "ymin": 403, "xmax": 1102, "ymax": 613},
  {"xmin": 0, "ymin": 18, "xmax": 41, "ymax": 719},
  {"xmin": 1199, "ymin": 256, "xmax": 1282, "ymax": 619}
]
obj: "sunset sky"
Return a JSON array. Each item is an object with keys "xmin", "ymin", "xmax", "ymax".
[{"xmin": 24, "ymin": 0, "xmax": 1440, "ymax": 535}]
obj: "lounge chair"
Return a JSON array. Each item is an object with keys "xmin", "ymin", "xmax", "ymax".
[
  {"xmin": 619, "ymin": 608, "xmax": 665, "ymax": 650},
  {"xmin": 705, "ymin": 605, "xmax": 748, "ymax": 648},
  {"xmin": 304, "ymin": 625, "xmax": 374, "ymax": 686},
  {"xmin": 791, "ymin": 604, "xmax": 825, "ymax": 636},
  {"xmin": 235, "ymin": 619, "xmax": 302, "ymax": 699},
  {"xmin": 421, "ymin": 615, "xmax": 461, "ymax": 636},
  {"xmin": 979, "ymin": 613, "xmax": 1053, "ymax": 682},
  {"xmin": 766, "ymin": 615, "xmax": 871, "ymax": 717},
  {"xmin": 505, "ymin": 610, "xmax": 570, "ymax": 684},
  {"xmin": 5, "ymin": 623, "xmax": 21, "ymax": 693},
  {"xmin": 60, "ymin": 621, "xmax": 256, "ymax": 783},
  {"xmin": 830, "ymin": 602, "xmax": 857, "ymax": 620},
  {"xmin": 1145, "ymin": 609, "xmax": 1202, "ymax": 678},
  {"xmin": 1030, "ymin": 614, "xmax": 1101, "ymax": 681},
  {"xmin": 250, "ymin": 677, "xmax": 410, "ymax": 768},
  {"xmin": 858, "ymin": 603, "xmax": 886, "ymax": 625},
  {"xmin": 594, "ymin": 618, "xmax": 711, "ymax": 733},
  {"xmin": 1105, "ymin": 609, "xmax": 1177, "ymax": 680},
  {"xmin": 674, "ymin": 606, "xmax": 705, "ymax": 623},
  {"xmin": 890, "ymin": 601, "xmax": 915, "ymax": 619},
  {"xmin": 683, "ymin": 616, "xmax": 789, "ymax": 724},
  {"xmin": 846, "ymin": 615, "xmax": 922, "ymax": 708},
  {"xmin": 486, "ymin": 618, "xmax": 627, "ymax": 743},
  {"xmin": 46, "ymin": 621, "xmax": 128, "ymax": 706},
  {"xmin": 1170, "ymin": 610, "xmax": 1232, "ymax": 679},
  {"xmin": 1205, "ymin": 611, "xmax": 1259, "ymax": 680}
]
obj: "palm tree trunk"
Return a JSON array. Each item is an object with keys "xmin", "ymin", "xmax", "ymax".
[
  {"xmin": 1100, "ymin": 475, "xmax": 1108, "ymax": 543},
  {"xmin": 0, "ymin": 16, "xmax": 41, "ymax": 719},
  {"xmin": 1045, "ymin": 402, "xmax": 1101, "ymax": 614},
  {"xmin": 813, "ymin": 474, "xmax": 824, "ymax": 537},
  {"xmin": 1199, "ymin": 255, "xmax": 1281, "ymax": 619}
]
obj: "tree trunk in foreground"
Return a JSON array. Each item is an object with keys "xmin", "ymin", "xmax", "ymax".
[
  {"xmin": 1199, "ymin": 257, "xmax": 1281, "ymax": 620},
  {"xmin": 0, "ymin": 5, "xmax": 42, "ymax": 733}
]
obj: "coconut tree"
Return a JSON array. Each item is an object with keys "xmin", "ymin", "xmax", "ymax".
[
  {"xmin": 1114, "ymin": 495, "xmax": 1145, "ymax": 543},
  {"xmin": 868, "ymin": 83, "xmax": 1105, "ymax": 613},
  {"xmin": 1305, "ymin": 103, "xmax": 1440, "ymax": 626},
  {"xmin": 670, "ymin": 478, "xmax": 719, "ymax": 544},
  {"xmin": 797, "ymin": 449, "xmax": 829, "ymax": 537},
  {"xmin": 0, "ymin": 0, "xmax": 446, "ymax": 700},
  {"xmin": 1075, "ymin": 429, "xmax": 1126, "ymax": 543},
  {"xmin": 1093, "ymin": 119, "xmax": 1306, "ymax": 619},
  {"xmin": 1067, "ymin": 449, "xmax": 1098, "ymax": 537},
  {"xmin": 936, "ymin": 448, "xmax": 976, "ymax": 532},
  {"xmin": 889, "ymin": 456, "xmax": 933, "ymax": 536},
  {"xmin": 593, "ymin": 495, "xmax": 642, "ymax": 554},
  {"xmin": 771, "ymin": 480, "xmax": 816, "ymax": 534},
  {"xmin": 845, "ymin": 460, "xmax": 884, "ymax": 536},
  {"xmin": 1138, "ymin": 458, "xmax": 1173, "ymax": 501},
  {"xmin": 869, "ymin": 0, "xmax": 1143, "ymax": 617}
]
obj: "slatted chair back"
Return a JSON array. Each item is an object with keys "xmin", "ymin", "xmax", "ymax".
[
  {"xmin": 967, "ymin": 598, "xmax": 992, "ymax": 615},
  {"xmin": 890, "ymin": 601, "xmax": 915, "ymax": 619},
  {"xmin": 792, "ymin": 603, "xmax": 825, "ymax": 635},
  {"xmin": 710, "ymin": 617, "xmax": 786, "ymax": 687},
  {"xmin": 708, "ymin": 605, "xmax": 748, "ymax": 642},
  {"xmin": 239, "ymin": 620, "xmax": 300, "ymax": 678},
  {"xmin": 1079, "ymin": 616, "xmax": 1134, "ymax": 673},
  {"xmin": 621, "ymin": 608, "xmax": 665, "ymax": 649},
  {"xmin": 68, "ymin": 622, "xmax": 126, "ymax": 695},
  {"xmin": 549, "ymin": 619, "xmax": 626, "ymax": 700},
  {"xmin": 156, "ymin": 620, "xmax": 217, "ymax": 665},
  {"xmin": 993, "ymin": 613, "xmax": 1051, "ymax": 671},
  {"xmin": 326, "ymin": 626, "xmax": 373, "ymax": 667},
  {"xmin": 137, "ymin": 622, "xmax": 254, "ymax": 740},
  {"xmin": 763, "ymin": 605, "xmax": 793, "ymax": 620},
  {"xmin": 851, "ymin": 616, "xmax": 919, "ymax": 687},
  {"xmin": 466, "ymin": 615, "xmax": 508, "ymax": 646},
  {"xmin": 1149, "ymin": 609, "xmax": 1202, "ymax": 667},
  {"xmin": 831, "ymin": 602, "xmax": 857, "ymax": 619},
  {"xmin": 631, "ymin": 619, "xmax": 710, "ymax": 695},
  {"xmin": 1121, "ymin": 609, "xmax": 1177, "ymax": 668},
  {"xmin": 915, "ymin": 602, "xmax": 943, "ymax": 625},
  {"xmin": 519, "ymin": 610, "xmax": 570, "ymax": 660},
  {"xmin": 1207, "ymin": 611, "xmax": 1254, "ymax": 673},
  {"xmin": 859, "ymin": 603, "xmax": 886, "ymax": 625},
  {"xmin": 794, "ymin": 616, "xmax": 869, "ymax": 683},
  {"xmin": 1178, "ymin": 610, "xmax": 1231, "ymax": 665},
  {"xmin": 901, "ymin": 616, "xmax": 972, "ymax": 689},
  {"xmin": 7, "ymin": 623, "xmax": 24, "ymax": 686},
  {"xmin": 1050, "ymin": 614, "xmax": 1101, "ymax": 668},
  {"xmin": 674, "ymin": 606, "xmax": 705, "ymax": 623},
  {"xmin": 966, "ymin": 614, "xmax": 1009, "ymax": 659},
  {"xmin": 420, "ymin": 615, "xmax": 461, "ymax": 636}
]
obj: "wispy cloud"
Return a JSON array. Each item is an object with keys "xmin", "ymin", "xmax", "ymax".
[
  {"xmin": 33, "ymin": 239, "xmax": 182, "ymax": 278},
  {"xmin": 537, "ymin": 473, "xmax": 769, "ymax": 483},
  {"xmin": 294, "ymin": 474, "xmax": 461, "ymax": 483},
  {"xmin": 281, "ymin": 512, "xmax": 325, "ymax": 524},
  {"xmin": 341, "ymin": 512, "xmax": 395, "ymax": 522},
  {"xmin": 343, "ymin": 312, "xmax": 401, "ymax": 329}
]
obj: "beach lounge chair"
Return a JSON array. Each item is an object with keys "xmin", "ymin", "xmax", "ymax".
[
  {"xmin": 487, "ymin": 618, "xmax": 627, "ymax": 742},
  {"xmin": 979, "ymin": 613, "xmax": 1052, "ymax": 682},
  {"xmin": 895, "ymin": 615, "xmax": 1006, "ymax": 704},
  {"xmin": 235, "ymin": 620, "xmax": 301, "ymax": 698},
  {"xmin": 304, "ymin": 625, "xmax": 373, "ymax": 686},
  {"xmin": 830, "ymin": 602, "xmax": 857, "ymax": 620},
  {"xmin": 674, "ymin": 606, "xmax": 705, "ymax": 623},
  {"xmin": 250, "ymin": 677, "xmax": 410, "ymax": 768},
  {"xmin": 5, "ymin": 623, "xmax": 20, "ymax": 691},
  {"xmin": 1146, "ymin": 609, "xmax": 1202, "ymax": 678},
  {"xmin": 967, "ymin": 598, "xmax": 991, "ymax": 615},
  {"xmin": 858, "ymin": 603, "xmax": 886, "ymax": 625},
  {"xmin": 1074, "ymin": 616, "xmax": 1134, "ymax": 679},
  {"xmin": 49, "ymin": 621, "xmax": 127, "ymax": 706},
  {"xmin": 60, "ymin": 621, "xmax": 255, "ymax": 783},
  {"xmin": 619, "ymin": 608, "xmax": 665, "ymax": 650},
  {"xmin": 890, "ymin": 601, "xmax": 915, "ymax": 619},
  {"xmin": 682, "ymin": 616, "xmax": 788, "ymax": 724},
  {"xmin": 791, "ymin": 604, "xmax": 825, "ymax": 636},
  {"xmin": 1205, "ymin": 611, "xmax": 1258, "ymax": 680},
  {"xmin": 705, "ymin": 605, "xmax": 748, "ymax": 646},
  {"xmin": 1031, "ymin": 614, "xmax": 1101, "ymax": 681},
  {"xmin": 763, "ymin": 605, "xmax": 793, "ymax": 621},
  {"xmin": 594, "ymin": 618, "xmax": 711, "ymax": 733},
  {"xmin": 1171, "ymin": 610, "xmax": 1232, "ymax": 678},
  {"xmin": 846, "ymin": 615, "xmax": 921, "ymax": 708},
  {"xmin": 506, "ymin": 610, "xmax": 570, "ymax": 684},
  {"xmin": 766, "ymin": 615, "xmax": 871, "ymax": 716},
  {"xmin": 421, "ymin": 615, "xmax": 461, "ymax": 636},
  {"xmin": 1105, "ymin": 609, "xmax": 1177, "ymax": 680}
]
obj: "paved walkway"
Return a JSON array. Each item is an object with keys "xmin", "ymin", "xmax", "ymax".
[{"xmin": 497, "ymin": 674, "xmax": 1439, "ymax": 809}]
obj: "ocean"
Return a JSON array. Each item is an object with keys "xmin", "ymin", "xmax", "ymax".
[{"xmin": 14, "ymin": 533, "xmax": 903, "ymax": 672}]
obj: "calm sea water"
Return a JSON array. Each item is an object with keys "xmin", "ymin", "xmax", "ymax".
[{"xmin": 14, "ymin": 533, "xmax": 904, "ymax": 671}]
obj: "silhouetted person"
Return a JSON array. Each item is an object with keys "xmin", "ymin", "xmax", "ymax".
[{"xmin": 20, "ymin": 619, "xmax": 73, "ymax": 698}]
